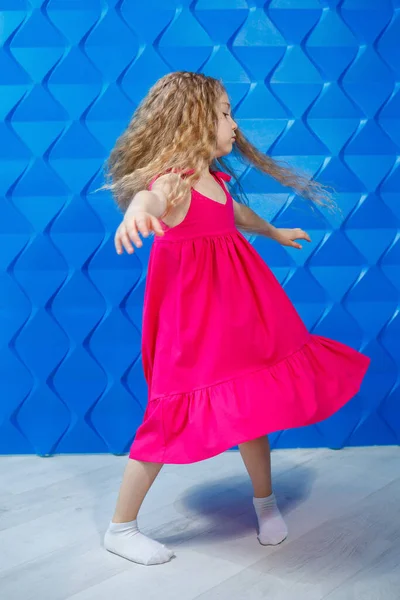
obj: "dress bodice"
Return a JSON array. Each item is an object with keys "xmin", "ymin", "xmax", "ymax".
[{"xmin": 149, "ymin": 170, "xmax": 236, "ymax": 242}]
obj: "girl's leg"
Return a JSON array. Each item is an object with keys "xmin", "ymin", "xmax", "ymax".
[
  {"xmin": 238, "ymin": 435, "xmax": 288, "ymax": 545},
  {"xmin": 112, "ymin": 458, "xmax": 163, "ymax": 522},
  {"xmin": 238, "ymin": 434, "xmax": 272, "ymax": 498},
  {"xmin": 104, "ymin": 458, "xmax": 175, "ymax": 565}
]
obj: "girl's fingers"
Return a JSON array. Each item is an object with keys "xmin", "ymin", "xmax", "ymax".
[
  {"xmin": 136, "ymin": 216, "xmax": 150, "ymax": 238},
  {"xmin": 296, "ymin": 228, "xmax": 311, "ymax": 242},
  {"xmin": 115, "ymin": 224, "xmax": 133, "ymax": 254},
  {"xmin": 126, "ymin": 219, "xmax": 143, "ymax": 248},
  {"xmin": 116, "ymin": 213, "xmax": 164, "ymax": 255},
  {"xmin": 114, "ymin": 227, "xmax": 124, "ymax": 254},
  {"xmin": 120, "ymin": 227, "xmax": 135, "ymax": 253},
  {"xmin": 150, "ymin": 216, "xmax": 164, "ymax": 236}
]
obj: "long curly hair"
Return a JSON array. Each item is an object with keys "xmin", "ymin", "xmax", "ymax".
[{"xmin": 99, "ymin": 71, "xmax": 338, "ymax": 218}]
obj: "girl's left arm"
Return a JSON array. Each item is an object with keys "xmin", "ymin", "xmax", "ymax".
[
  {"xmin": 233, "ymin": 200, "xmax": 277, "ymax": 238},
  {"xmin": 233, "ymin": 200, "xmax": 311, "ymax": 250}
]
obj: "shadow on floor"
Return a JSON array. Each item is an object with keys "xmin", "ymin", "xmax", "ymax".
[{"xmin": 155, "ymin": 461, "xmax": 316, "ymax": 545}]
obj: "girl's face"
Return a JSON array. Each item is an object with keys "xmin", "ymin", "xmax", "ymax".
[{"xmin": 215, "ymin": 92, "xmax": 238, "ymax": 158}]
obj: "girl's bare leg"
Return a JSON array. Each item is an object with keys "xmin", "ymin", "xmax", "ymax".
[
  {"xmin": 104, "ymin": 458, "xmax": 175, "ymax": 565},
  {"xmin": 238, "ymin": 434, "xmax": 272, "ymax": 498},
  {"xmin": 112, "ymin": 458, "xmax": 164, "ymax": 522},
  {"xmin": 238, "ymin": 435, "xmax": 288, "ymax": 545}
]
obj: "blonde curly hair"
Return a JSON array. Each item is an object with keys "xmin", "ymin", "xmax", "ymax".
[{"xmin": 99, "ymin": 71, "xmax": 338, "ymax": 217}]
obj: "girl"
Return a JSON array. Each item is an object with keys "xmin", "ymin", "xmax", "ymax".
[{"xmin": 100, "ymin": 71, "xmax": 371, "ymax": 566}]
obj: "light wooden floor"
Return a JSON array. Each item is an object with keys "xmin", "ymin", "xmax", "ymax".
[{"xmin": 0, "ymin": 446, "xmax": 399, "ymax": 599}]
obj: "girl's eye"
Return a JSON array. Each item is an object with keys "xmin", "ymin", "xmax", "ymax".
[{"xmin": 223, "ymin": 113, "xmax": 230, "ymax": 118}]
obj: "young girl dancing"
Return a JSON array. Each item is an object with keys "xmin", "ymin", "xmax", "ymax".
[{"xmin": 101, "ymin": 71, "xmax": 371, "ymax": 566}]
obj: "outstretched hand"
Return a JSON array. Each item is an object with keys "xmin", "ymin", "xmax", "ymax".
[
  {"xmin": 115, "ymin": 211, "xmax": 164, "ymax": 255},
  {"xmin": 272, "ymin": 227, "xmax": 311, "ymax": 249}
]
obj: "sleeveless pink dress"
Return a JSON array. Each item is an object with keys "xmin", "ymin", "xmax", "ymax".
[{"xmin": 129, "ymin": 169, "xmax": 371, "ymax": 464}]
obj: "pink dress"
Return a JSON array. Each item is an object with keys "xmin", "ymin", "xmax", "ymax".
[{"xmin": 129, "ymin": 169, "xmax": 371, "ymax": 464}]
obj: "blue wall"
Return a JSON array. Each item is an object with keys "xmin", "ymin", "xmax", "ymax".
[{"xmin": 1, "ymin": 0, "xmax": 399, "ymax": 456}]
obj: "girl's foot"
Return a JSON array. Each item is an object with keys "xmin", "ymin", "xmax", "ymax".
[
  {"xmin": 104, "ymin": 519, "xmax": 175, "ymax": 565},
  {"xmin": 253, "ymin": 492, "xmax": 288, "ymax": 545}
]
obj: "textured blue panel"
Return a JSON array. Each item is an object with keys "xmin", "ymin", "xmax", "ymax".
[{"xmin": 1, "ymin": 1, "xmax": 398, "ymax": 456}]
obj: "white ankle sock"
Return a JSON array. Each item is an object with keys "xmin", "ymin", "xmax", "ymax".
[
  {"xmin": 252, "ymin": 492, "xmax": 288, "ymax": 546},
  {"xmin": 104, "ymin": 519, "xmax": 175, "ymax": 566}
]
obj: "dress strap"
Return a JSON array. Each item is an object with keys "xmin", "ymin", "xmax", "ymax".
[{"xmin": 211, "ymin": 170, "xmax": 232, "ymax": 182}]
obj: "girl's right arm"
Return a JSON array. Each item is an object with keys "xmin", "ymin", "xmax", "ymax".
[{"xmin": 114, "ymin": 174, "xmax": 176, "ymax": 255}]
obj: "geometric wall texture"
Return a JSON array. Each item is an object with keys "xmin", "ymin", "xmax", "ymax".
[{"xmin": 1, "ymin": 0, "xmax": 399, "ymax": 456}]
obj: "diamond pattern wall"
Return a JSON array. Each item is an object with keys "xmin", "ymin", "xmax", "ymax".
[{"xmin": 1, "ymin": 0, "xmax": 399, "ymax": 456}]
